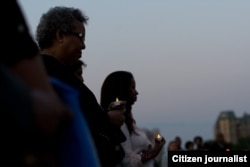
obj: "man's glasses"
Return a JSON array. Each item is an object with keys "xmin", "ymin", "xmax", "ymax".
[{"xmin": 69, "ymin": 32, "xmax": 85, "ymax": 43}]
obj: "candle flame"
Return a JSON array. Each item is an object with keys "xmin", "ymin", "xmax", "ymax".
[
  {"xmin": 157, "ymin": 134, "xmax": 161, "ymax": 139},
  {"xmin": 116, "ymin": 97, "xmax": 119, "ymax": 102}
]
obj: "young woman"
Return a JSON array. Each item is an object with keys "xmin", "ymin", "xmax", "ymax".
[{"xmin": 101, "ymin": 71, "xmax": 165, "ymax": 167}]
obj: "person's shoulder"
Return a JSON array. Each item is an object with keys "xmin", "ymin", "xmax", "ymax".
[{"xmin": 42, "ymin": 54, "xmax": 65, "ymax": 70}]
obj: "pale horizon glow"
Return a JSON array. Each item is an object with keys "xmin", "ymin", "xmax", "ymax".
[{"xmin": 19, "ymin": 0, "xmax": 250, "ymax": 148}]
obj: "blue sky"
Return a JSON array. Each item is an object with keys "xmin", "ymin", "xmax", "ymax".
[{"xmin": 19, "ymin": 0, "xmax": 250, "ymax": 148}]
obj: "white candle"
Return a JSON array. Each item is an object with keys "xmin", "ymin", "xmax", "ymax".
[
  {"xmin": 156, "ymin": 133, "xmax": 163, "ymax": 142},
  {"xmin": 113, "ymin": 97, "xmax": 121, "ymax": 106}
]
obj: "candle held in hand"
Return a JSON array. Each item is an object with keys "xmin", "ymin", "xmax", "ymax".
[
  {"xmin": 109, "ymin": 97, "xmax": 124, "ymax": 110},
  {"xmin": 156, "ymin": 133, "xmax": 163, "ymax": 142},
  {"xmin": 113, "ymin": 97, "xmax": 121, "ymax": 107}
]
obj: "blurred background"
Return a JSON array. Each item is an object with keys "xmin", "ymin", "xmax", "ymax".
[{"xmin": 19, "ymin": 0, "xmax": 250, "ymax": 149}]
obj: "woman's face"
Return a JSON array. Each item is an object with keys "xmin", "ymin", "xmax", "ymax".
[{"xmin": 128, "ymin": 78, "xmax": 138, "ymax": 105}]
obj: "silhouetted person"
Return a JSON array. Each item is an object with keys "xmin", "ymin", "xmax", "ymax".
[
  {"xmin": 1, "ymin": 1, "xmax": 72, "ymax": 166},
  {"xmin": 193, "ymin": 136, "xmax": 206, "ymax": 151},
  {"xmin": 36, "ymin": 6, "xmax": 125, "ymax": 167},
  {"xmin": 185, "ymin": 141, "xmax": 194, "ymax": 151},
  {"xmin": 100, "ymin": 71, "xmax": 165, "ymax": 167},
  {"xmin": 209, "ymin": 132, "xmax": 231, "ymax": 151},
  {"xmin": 175, "ymin": 136, "xmax": 183, "ymax": 151}
]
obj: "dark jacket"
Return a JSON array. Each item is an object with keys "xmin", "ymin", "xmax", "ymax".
[{"xmin": 42, "ymin": 55, "xmax": 125, "ymax": 167}]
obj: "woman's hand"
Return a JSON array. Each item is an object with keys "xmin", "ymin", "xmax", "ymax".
[
  {"xmin": 152, "ymin": 136, "xmax": 166, "ymax": 157},
  {"xmin": 107, "ymin": 101, "xmax": 126, "ymax": 127}
]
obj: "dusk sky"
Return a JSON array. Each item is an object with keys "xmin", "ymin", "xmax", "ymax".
[{"xmin": 19, "ymin": 0, "xmax": 250, "ymax": 148}]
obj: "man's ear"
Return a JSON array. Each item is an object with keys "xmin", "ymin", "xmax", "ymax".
[{"xmin": 56, "ymin": 30, "xmax": 64, "ymax": 43}]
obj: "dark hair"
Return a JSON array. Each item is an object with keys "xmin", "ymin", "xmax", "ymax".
[
  {"xmin": 167, "ymin": 141, "xmax": 176, "ymax": 151},
  {"xmin": 100, "ymin": 71, "xmax": 136, "ymax": 134},
  {"xmin": 36, "ymin": 6, "xmax": 89, "ymax": 49},
  {"xmin": 194, "ymin": 136, "xmax": 203, "ymax": 143},
  {"xmin": 185, "ymin": 141, "xmax": 194, "ymax": 150}
]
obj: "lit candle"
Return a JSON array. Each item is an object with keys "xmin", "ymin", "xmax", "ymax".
[
  {"xmin": 109, "ymin": 97, "xmax": 123, "ymax": 110},
  {"xmin": 113, "ymin": 97, "xmax": 121, "ymax": 107},
  {"xmin": 156, "ymin": 133, "xmax": 163, "ymax": 142}
]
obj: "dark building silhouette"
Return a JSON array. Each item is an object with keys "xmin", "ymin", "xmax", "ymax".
[{"xmin": 214, "ymin": 110, "xmax": 250, "ymax": 144}]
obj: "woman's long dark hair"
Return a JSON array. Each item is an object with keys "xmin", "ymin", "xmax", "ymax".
[{"xmin": 100, "ymin": 71, "xmax": 136, "ymax": 134}]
